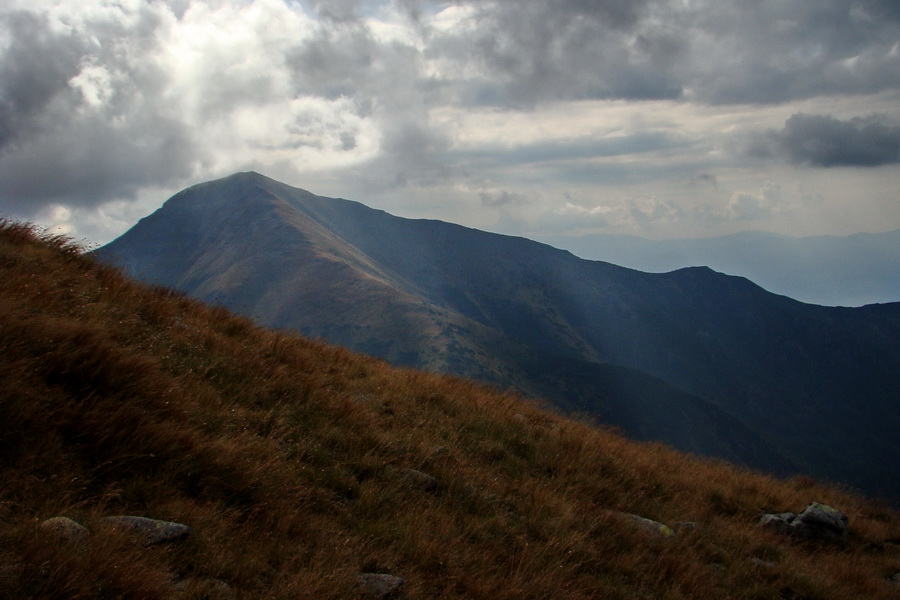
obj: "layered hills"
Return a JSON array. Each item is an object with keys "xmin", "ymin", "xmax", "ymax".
[
  {"xmin": 535, "ymin": 229, "xmax": 900, "ymax": 307},
  {"xmin": 3, "ymin": 219, "xmax": 900, "ymax": 599},
  {"xmin": 96, "ymin": 172, "xmax": 900, "ymax": 500}
]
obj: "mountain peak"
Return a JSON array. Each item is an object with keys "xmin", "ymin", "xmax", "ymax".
[
  {"xmin": 96, "ymin": 173, "xmax": 900, "ymax": 502},
  {"xmin": 223, "ymin": 170, "xmax": 271, "ymax": 184},
  {"xmin": 161, "ymin": 171, "xmax": 302, "ymax": 216}
]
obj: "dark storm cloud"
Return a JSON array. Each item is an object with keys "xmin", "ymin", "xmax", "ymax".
[
  {"xmin": 427, "ymin": 0, "xmax": 685, "ymax": 106},
  {"xmin": 286, "ymin": 22, "xmax": 379, "ymax": 100},
  {"xmin": 857, "ymin": 0, "xmax": 900, "ymax": 20},
  {"xmin": 0, "ymin": 4, "xmax": 201, "ymax": 215},
  {"xmin": 0, "ymin": 112, "xmax": 197, "ymax": 211},
  {"xmin": 0, "ymin": 11, "xmax": 84, "ymax": 150},
  {"xmin": 489, "ymin": 0, "xmax": 651, "ymax": 29},
  {"xmin": 363, "ymin": 116, "xmax": 454, "ymax": 188},
  {"xmin": 287, "ymin": 16, "xmax": 455, "ymax": 189},
  {"xmin": 421, "ymin": 0, "xmax": 900, "ymax": 106},
  {"xmin": 751, "ymin": 114, "xmax": 900, "ymax": 167},
  {"xmin": 303, "ymin": 0, "xmax": 365, "ymax": 22},
  {"xmin": 693, "ymin": 173, "xmax": 718, "ymax": 191},
  {"xmin": 687, "ymin": 0, "xmax": 900, "ymax": 104},
  {"xmin": 479, "ymin": 190, "xmax": 527, "ymax": 208},
  {"xmin": 452, "ymin": 132, "xmax": 689, "ymax": 169}
]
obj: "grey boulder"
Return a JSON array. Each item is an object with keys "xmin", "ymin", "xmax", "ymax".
[
  {"xmin": 758, "ymin": 502, "xmax": 848, "ymax": 542},
  {"xmin": 39, "ymin": 516, "xmax": 90, "ymax": 545},
  {"xmin": 357, "ymin": 573, "xmax": 404, "ymax": 598},
  {"xmin": 101, "ymin": 516, "xmax": 190, "ymax": 546}
]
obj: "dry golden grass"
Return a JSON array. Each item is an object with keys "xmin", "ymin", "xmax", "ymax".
[{"xmin": 1, "ymin": 219, "xmax": 899, "ymax": 599}]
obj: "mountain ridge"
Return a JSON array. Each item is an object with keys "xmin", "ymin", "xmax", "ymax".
[
  {"xmin": 96, "ymin": 171, "xmax": 900, "ymax": 500},
  {"xmin": 534, "ymin": 227, "xmax": 900, "ymax": 307}
]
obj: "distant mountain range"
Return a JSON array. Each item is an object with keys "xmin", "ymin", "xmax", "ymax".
[
  {"xmin": 534, "ymin": 229, "xmax": 900, "ymax": 307},
  {"xmin": 95, "ymin": 172, "xmax": 900, "ymax": 500}
]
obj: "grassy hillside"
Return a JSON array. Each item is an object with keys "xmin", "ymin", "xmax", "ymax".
[{"xmin": 2, "ymin": 219, "xmax": 899, "ymax": 599}]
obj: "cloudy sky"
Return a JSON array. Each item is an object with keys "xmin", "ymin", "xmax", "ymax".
[{"xmin": 1, "ymin": 0, "xmax": 899, "ymax": 246}]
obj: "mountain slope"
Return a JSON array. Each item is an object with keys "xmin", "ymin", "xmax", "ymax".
[
  {"xmin": 5, "ymin": 219, "xmax": 900, "ymax": 599},
  {"xmin": 94, "ymin": 173, "xmax": 791, "ymax": 474},
  {"xmin": 96, "ymin": 172, "xmax": 900, "ymax": 499}
]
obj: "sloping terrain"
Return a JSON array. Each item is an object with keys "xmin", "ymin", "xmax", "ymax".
[
  {"xmin": 4, "ymin": 220, "xmax": 900, "ymax": 599},
  {"xmin": 95, "ymin": 172, "xmax": 900, "ymax": 499}
]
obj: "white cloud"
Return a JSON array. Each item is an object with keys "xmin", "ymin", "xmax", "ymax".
[
  {"xmin": 68, "ymin": 59, "xmax": 113, "ymax": 107},
  {"xmin": 724, "ymin": 182, "xmax": 788, "ymax": 221}
]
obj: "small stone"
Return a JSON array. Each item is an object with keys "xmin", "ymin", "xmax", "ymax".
[
  {"xmin": 39, "ymin": 516, "xmax": 89, "ymax": 545},
  {"xmin": 887, "ymin": 571, "xmax": 900, "ymax": 585},
  {"xmin": 758, "ymin": 503, "xmax": 849, "ymax": 543},
  {"xmin": 173, "ymin": 577, "xmax": 235, "ymax": 599},
  {"xmin": 749, "ymin": 557, "xmax": 776, "ymax": 569},
  {"xmin": 758, "ymin": 513, "xmax": 795, "ymax": 536},
  {"xmin": 399, "ymin": 468, "xmax": 439, "ymax": 492},
  {"xmin": 791, "ymin": 502, "xmax": 848, "ymax": 541},
  {"xmin": 618, "ymin": 512, "xmax": 675, "ymax": 537},
  {"xmin": 774, "ymin": 512, "xmax": 797, "ymax": 522},
  {"xmin": 673, "ymin": 521, "xmax": 698, "ymax": 533},
  {"xmin": 101, "ymin": 516, "xmax": 190, "ymax": 546},
  {"xmin": 357, "ymin": 573, "xmax": 404, "ymax": 599}
]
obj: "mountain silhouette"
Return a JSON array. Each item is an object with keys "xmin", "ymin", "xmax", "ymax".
[
  {"xmin": 96, "ymin": 172, "xmax": 900, "ymax": 499},
  {"xmin": 535, "ymin": 229, "xmax": 900, "ymax": 307}
]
